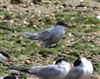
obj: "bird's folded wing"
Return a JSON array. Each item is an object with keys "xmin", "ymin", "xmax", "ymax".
[
  {"xmin": 29, "ymin": 65, "xmax": 61, "ymax": 78},
  {"xmin": 29, "ymin": 65, "xmax": 60, "ymax": 78},
  {"xmin": 64, "ymin": 67, "xmax": 83, "ymax": 79},
  {"xmin": 8, "ymin": 65, "xmax": 61, "ymax": 78},
  {"xmin": 20, "ymin": 32, "xmax": 37, "ymax": 40},
  {"xmin": 20, "ymin": 30, "xmax": 52, "ymax": 41},
  {"xmin": 8, "ymin": 66, "xmax": 31, "ymax": 73},
  {"xmin": 20, "ymin": 32, "xmax": 31, "ymax": 37},
  {"xmin": 38, "ymin": 30, "xmax": 52, "ymax": 41}
]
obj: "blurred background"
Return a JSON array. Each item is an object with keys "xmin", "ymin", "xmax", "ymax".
[{"xmin": 0, "ymin": 0, "xmax": 100, "ymax": 79}]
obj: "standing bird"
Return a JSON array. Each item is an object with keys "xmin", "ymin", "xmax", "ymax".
[
  {"xmin": 0, "ymin": 51, "xmax": 12, "ymax": 62},
  {"xmin": 20, "ymin": 21, "xmax": 69, "ymax": 47},
  {"xmin": 64, "ymin": 57, "xmax": 93, "ymax": 79},
  {"xmin": 8, "ymin": 58, "xmax": 71, "ymax": 79}
]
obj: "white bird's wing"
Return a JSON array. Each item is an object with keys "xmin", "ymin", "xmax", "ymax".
[
  {"xmin": 20, "ymin": 32, "xmax": 39, "ymax": 40},
  {"xmin": 20, "ymin": 29, "xmax": 53, "ymax": 41},
  {"xmin": 38, "ymin": 30, "xmax": 53, "ymax": 41},
  {"xmin": 64, "ymin": 67, "xmax": 83, "ymax": 79},
  {"xmin": 29, "ymin": 65, "xmax": 62, "ymax": 78},
  {"xmin": 9, "ymin": 65, "xmax": 62, "ymax": 79}
]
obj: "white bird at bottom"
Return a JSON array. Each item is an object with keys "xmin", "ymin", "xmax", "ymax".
[
  {"xmin": 8, "ymin": 58, "xmax": 71, "ymax": 79},
  {"xmin": 64, "ymin": 57, "xmax": 93, "ymax": 79}
]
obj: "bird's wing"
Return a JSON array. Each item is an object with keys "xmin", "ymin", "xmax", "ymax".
[
  {"xmin": 20, "ymin": 30, "xmax": 53, "ymax": 41},
  {"xmin": 8, "ymin": 65, "xmax": 31, "ymax": 74},
  {"xmin": 8, "ymin": 65, "xmax": 61, "ymax": 78},
  {"xmin": 29, "ymin": 65, "xmax": 61, "ymax": 78},
  {"xmin": 64, "ymin": 67, "xmax": 83, "ymax": 79},
  {"xmin": 38, "ymin": 30, "xmax": 53, "ymax": 41},
  {"xmin": 20, "ymin": 32, "xmax": 39, "ymax": 40}
]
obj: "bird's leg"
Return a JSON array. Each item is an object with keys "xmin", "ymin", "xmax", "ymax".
[{"xmin": 39, "ymin": 41, "xmax": 46, "ymax": 47}]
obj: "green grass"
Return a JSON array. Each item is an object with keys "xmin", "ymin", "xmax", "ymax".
[{"xmin": 0, "ymin": 4, "xmax": 100, "ymax": 78}]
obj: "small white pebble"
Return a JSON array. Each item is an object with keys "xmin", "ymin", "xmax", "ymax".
[
  {"xmin": 67, "ymin": 33, "xmax": 72, "ymax": 37},
  {"xmin": 33, "ymin": 25, "xmax": 37, "ymax": 28},
  {"xmin": 84, "ymin": 7, "xmax": 87, "ymax": 9},
  {"xmin": 80, "ymin": 0, "xmax": 84, "ymax": 3},
  {"xmin": 96, "ymin": 15, "xmax": 100, "ymax": 19},
  {"xmin": 10, "ymin": 19, "xmax": 14, "ymax": 24}
]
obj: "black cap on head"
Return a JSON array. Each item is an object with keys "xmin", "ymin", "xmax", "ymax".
[
  {"xmin": 74, "ymin": 58, "xmax": 82, "ymax": 66},
  {"xmin": 56, "ymin": 21, "xmax": 68, "ymax": 27},
  {"xmin": 0, "ymin": 51, "xmax": 10, "ymax": 58},
  {"xmin": 55, "ymin": 58, "xmax": 68, "ymax": 64}
]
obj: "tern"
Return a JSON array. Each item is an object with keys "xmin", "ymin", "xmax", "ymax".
[
  {"xmin": 64, "ymin": 57, "xmax": 93, "ymax": 79},
  {"xmin": 20, "ymin": 21, "xmax": 69, "ymax": 47},
  {"xmin": 8, "ymin": 58, "xmax": 71, "ymax": 79}
]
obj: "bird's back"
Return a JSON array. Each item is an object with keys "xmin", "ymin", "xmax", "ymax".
[
  {"xmin": 42, "ymin": 25, "xmax": 65, "ymax": 45},
  {"xmin": 28, "ymin": 65, "xmax": 68, "ymax": 79}
]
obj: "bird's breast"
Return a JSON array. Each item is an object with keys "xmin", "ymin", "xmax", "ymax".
[{"xmin": 79, "ymin": 67, "xmax": 92, "ymax": 79}]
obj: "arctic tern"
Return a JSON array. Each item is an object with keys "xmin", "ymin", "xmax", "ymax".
[
  {"xmin": 64, "ymin": 57, "xmax": 93, "ymax": 79},
  {"xmin": 20, "ymin": 21, "xmax": 69, "ymax": 47},
  {"xmin": 8, "ymin": 58, "xmax": 71, "ymax": 79}
]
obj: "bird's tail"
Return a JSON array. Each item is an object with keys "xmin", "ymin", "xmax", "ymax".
[
  {"xmin": 20, "ymin": 32, "xmax": 38, "ymax": 40},
  {"xmin": 8, "ymin": 66, "xmax": 30, "ymax": 74}
]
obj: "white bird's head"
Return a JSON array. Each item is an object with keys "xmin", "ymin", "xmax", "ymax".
[
  {"xmin": 73, "ymin": 57, "xmax": 93, "ymax": 76},
  {"xmin": 74, "ymin": 57, "xmax": 93, "ymax": 68}
]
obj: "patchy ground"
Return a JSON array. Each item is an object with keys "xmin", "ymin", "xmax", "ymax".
[{"xmin": 0, "ymin": 0, "xmax": 100, "ymax": 79}]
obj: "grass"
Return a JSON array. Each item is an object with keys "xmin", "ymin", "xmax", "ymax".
[{"xmin": 0, "ymin": 1, "xmax": 100, "ymax": 78}]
